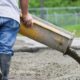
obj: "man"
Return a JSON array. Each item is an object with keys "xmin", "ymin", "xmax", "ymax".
[{"xmin": 0, "ymin": 0, "xmax": 32, "ymax": 80}]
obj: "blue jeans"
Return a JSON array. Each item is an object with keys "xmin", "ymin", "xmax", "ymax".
[
  {"xmin": 0, "ymin": 17, "xmax": 19, "ymax": 80},
  {"xmin": 0, "ymin": 17, "xmax": 19, "ymax": 55}
]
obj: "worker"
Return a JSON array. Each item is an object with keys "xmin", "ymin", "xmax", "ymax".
[{"xmin": 0, "ymin": 0, "xmax": 32, "ymax": 80}]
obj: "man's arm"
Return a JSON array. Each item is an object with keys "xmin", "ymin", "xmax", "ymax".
[
  {"xmin": 20, "ymin": 0, "xmax": 28, "ymax": 17},
  {"xmin": 20, "ymin": 0, "xmax": 32, "ymax": 27}
]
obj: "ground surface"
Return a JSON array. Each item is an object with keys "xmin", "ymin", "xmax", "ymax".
[{"xmin": 8, "ymin": 39, "xmax": 80, "ymax": 80}]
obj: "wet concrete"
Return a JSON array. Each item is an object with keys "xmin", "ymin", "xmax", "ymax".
[{"xmin": 8, "ymin": 36, "xmax": 80, "ymax": 80}]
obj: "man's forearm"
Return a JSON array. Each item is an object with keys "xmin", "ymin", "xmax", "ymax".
[{"xmin": 20, "ymin": 0, "xmax": 29, "ymax": 16}]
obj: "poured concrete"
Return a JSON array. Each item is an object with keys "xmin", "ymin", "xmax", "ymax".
[{"xmin": 8, "ymin": 36, "xmax": 80, "ymax": 80}]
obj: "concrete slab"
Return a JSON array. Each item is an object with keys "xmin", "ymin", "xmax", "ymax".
[{"xmin": 71, "ymin": 38, "xmax": 80, "ymax": 49}]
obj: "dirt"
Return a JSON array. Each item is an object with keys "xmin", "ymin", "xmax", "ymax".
[{"xmin": 8, "ymin": 40, "xmax": 80, "ymax": 80}]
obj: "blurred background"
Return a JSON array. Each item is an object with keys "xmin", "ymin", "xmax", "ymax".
[{"xmin": 28, "ymin": 0, "xmax": 80, "ymax": 37}]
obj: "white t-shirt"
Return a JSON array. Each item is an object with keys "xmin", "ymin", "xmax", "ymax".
[{"xmin": 0, "ymin": 0, "xmax": 20, "ymax": 23}]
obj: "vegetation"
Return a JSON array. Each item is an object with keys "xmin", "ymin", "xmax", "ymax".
[
  {"xmin": 29, "ymin": 0, "xmax": 80, "ymax": 8},
  {"xmin": 63, "ymin": 25, "xmax": 80, "ymax": 37}
]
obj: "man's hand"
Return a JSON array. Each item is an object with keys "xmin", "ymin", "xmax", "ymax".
[
  {"xmin": 21, "ymin": 14, "xmax": 33, "ymax": 28},
  {"xmin": 20, "ymin": 0, "xmax": 32, "ymax": 28}
]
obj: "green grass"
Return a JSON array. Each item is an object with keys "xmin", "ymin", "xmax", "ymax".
[{"xmin": 63, "ymin": 25, "xmax": 80, "ymax": 37}]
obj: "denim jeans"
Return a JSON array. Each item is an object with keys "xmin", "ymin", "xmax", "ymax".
[
  {"xmin": 0, "ymin": 17, "xmax": 19, "ymax": 55},
  {"xmin": 0, "ymin": 17, "xmax": 20, "ymax": 80}
]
